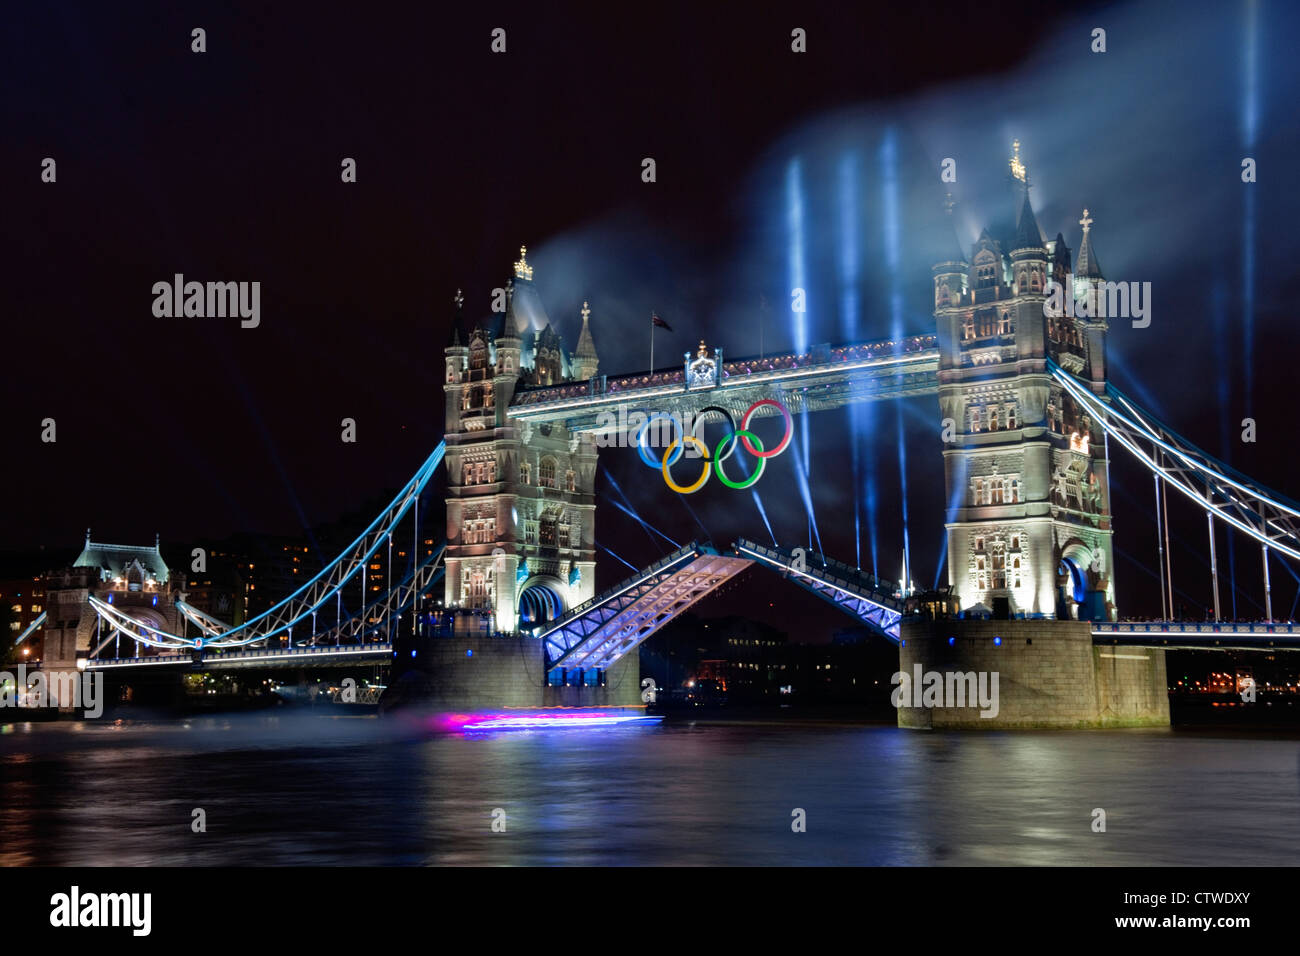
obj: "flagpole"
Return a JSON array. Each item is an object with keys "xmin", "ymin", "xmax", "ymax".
[{"xmin": 650, "ymin": 313, "xmax": 655, "ymax": 371}]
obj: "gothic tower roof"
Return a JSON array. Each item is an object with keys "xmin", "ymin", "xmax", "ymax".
[
  {"xmin": 1012, "ymin": 189, "xmax": 1045, "ymax": 252},
  {"xmin": 574, "ymin": 302, "xmax": 597, "ymax": 360},
  {"xmin": 1075, "ymin": 209, "xmax": 1103, "ymax": 278}
]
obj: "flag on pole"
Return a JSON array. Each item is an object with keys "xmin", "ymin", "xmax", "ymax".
[{"xmin": 651, "ymin": 312, "xmax": 673, "ymax": 331}]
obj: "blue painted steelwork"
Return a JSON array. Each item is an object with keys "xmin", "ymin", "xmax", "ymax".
[
  {"xmin": 13, "ymin": 611, "xmax": 46, "ymax": 646},
  {"xmin": 734, "ymin": 538, "xmax": 907, "ymax": 642},
  {"xmin": 1052, "ymin": 364, "xmax": 1300, "ymax": 561},
  {"xmin": 540, "ymin": 542, "xmax": 753, "ymax": 671},
  {"xmin": 86, "ymin": 443, "xmax": 445, "ymax": 651},
  {"xmin": 1093, "ymin": 621, "xmax": 1300, "ymax": 651}
]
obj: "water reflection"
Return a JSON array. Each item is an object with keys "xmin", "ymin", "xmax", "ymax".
[{"xmin": 1, "ymin": 715, "xmax": 1297, "ymax": 865}]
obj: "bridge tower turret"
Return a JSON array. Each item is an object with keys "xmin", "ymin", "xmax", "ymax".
[
  {"xmin": 935, "ymin": 145, "xmax": 1115, "ymax": 622},
  {"xmin": 443, "ymin": 250, "xmax": 598, "ymax": 638}
]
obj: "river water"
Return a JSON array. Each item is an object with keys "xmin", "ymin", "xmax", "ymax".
[{"xmin": 2, "ymin": 715, "xmax": 1297, "ymax": 866}]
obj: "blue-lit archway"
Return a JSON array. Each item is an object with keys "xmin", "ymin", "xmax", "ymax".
[{"xmin": 519, "ymin": 577, "xmax": 567, "ymax": 625}]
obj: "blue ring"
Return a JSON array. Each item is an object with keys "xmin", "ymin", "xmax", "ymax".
[{"xmin": 636, "ymin": 413, "xmax": 685, "ymax": 468}]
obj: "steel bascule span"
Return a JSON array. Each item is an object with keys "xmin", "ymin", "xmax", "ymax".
[
  {"xmin": 507, "ymin": 335, "xmax": 940, "ymax": 433},
  {"xmin": 539, "ymin": 542, "xmax": 754, "ymax": 671},
  {"xmin": 734, "ymin": 538, "xmax": 908, "ymax": 642}
]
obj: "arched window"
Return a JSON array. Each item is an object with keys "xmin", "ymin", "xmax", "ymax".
[
  {"xmin": 519, "ymin": 461, "xmax": 531, "ymax": 485},
  {"xmin": 539, "ymin": 457, "xmax": 557, "ymax": 489}
]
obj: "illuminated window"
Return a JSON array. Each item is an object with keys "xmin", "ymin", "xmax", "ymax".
[
  {"xmin": 539, "ymin": 457, "xmax": 557, "ymax": 489},
  {"xmin": 998, "ymin": 312, "xmax": 1012, "ymax": 335}
]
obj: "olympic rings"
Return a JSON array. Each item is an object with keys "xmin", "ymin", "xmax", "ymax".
[
  {"xmin": 661, "ymin": 435, "xmax": 711, "ymax": 494},
  {"xmin": 740, "ymin": 399, "xmax": 793, "ymax": 458},
  {"xmin": 693, "ymin": 405, "xmax": 738, "ymax": 463},
  {"xmin": 713, "ymin": 431, "xmax": 765, "ymax": 489},
  {"xmin": 639, "ymin": 399, "xmax": 793, "ymax": 493},
  {"xmin": 635, "ymin": 413, "xmax": 684, "ymax": 469}
]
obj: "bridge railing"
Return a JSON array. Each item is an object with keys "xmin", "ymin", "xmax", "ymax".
[
  {"xmin": 539, "ymin": 541, "xmax": 706, "ymax": 636},
  {"xmin": 734, "ymin": 539, "xmax": 906, "ymax": 611}
]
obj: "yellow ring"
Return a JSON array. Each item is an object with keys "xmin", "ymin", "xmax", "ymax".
[{"xmin": 661, "ymin": 436, "xmax": 711, "ymax": 493}]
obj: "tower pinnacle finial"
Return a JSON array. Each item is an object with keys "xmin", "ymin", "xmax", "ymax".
[
  {"xmin": 514, "ymin": 245, "xmax": 533, "ymax": 281},
  {"xmin": 1009, "ymin": 139, "xmax": 1027, "ymax": 184},
  {"xmin": 581, "ymin": 300, "xmax": 591, "ymax": 323},
  {"xmin": 1079, "ymin": 208, "xmax": 1094, "ymax": 236},
  {"xmin": 454, "ymin": 288, "xmax": 464, "ymax": 310}
]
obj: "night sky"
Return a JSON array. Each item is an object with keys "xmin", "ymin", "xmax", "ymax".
[{"xmin": 5, "ymin": 1, "xmax": 1299, "ymax": 630}]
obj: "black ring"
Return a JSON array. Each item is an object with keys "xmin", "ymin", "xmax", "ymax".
[{"xmin": 693, "ymin": 405, "xmax": 738, "ymax": 462}]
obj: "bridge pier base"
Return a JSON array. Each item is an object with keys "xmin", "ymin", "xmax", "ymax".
[
  {"xmin": 379, "ymin": 631, "xmax": 641, "ymax": 714},
  {"xmin": 897, "ymin": 620, "xmax": 1169, "ymax": 729}
]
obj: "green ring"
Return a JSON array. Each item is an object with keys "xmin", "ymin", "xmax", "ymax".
[{"xmin": 713, "ymin": 431, "xmax": 765, "ymax": 489}]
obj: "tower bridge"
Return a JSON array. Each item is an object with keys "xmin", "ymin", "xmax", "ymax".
[{"xmin": 26, "ymin": 149, "xmax": 1300, "ymax": 726}]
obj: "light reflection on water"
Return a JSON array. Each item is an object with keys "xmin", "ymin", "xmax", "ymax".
[{"xmin": 1, "ymin": 715, "xmax": 1297, "ymax": 866}]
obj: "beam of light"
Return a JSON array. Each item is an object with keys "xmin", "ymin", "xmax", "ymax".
[
  {"xmin": 602, "ymin": 470, "xmax": 679, "ymax": 549},
  {"xmin": 1213, "ymin": 277, "xmax": 1231, "ymax": 457},
  {"xmin": 879, "ymin": 127, "xmax": 911, "ymax": 590},
  {"xmin": 837, "ymin": 152, "xmax": 860, "ymax": 340},
  {"xmin": 675, "ymin": 490, "xmax": 711, "ymax": 540},
  {"xmin": 879, "ymin": 129, "xmax": 902, "ymax": 341},
  {"xmin": 838, "ymin": 152, "xmax": 864, "ymax": 569},
  {"xmin": 786, "ymin": 156, "xmax": 820, "ymax": 553},
  {"xmin": 1106, "ymin": 349, "xmax": 1167, "ymax": 421},
  {"xmin": 607, "ymin": 494, "xmax": 680, "ymax": 550},
  {"xmin": 1242, "ymin": 0, "xmax": 1259, "ymax": 402},
  {"xmin": 751, "ymin": 489, "xmax": 777, "ymax": 546},
  {"xmin": 792, "ymin": 450, "xmax": 825, "ymax": 556},
  {"xmin": 786, "ymin": 157, "xmax": 808, "ymax": 354},
  {"xmin": 727, "ymin": 431, "xmax": 778, "ymax": 547},
  {"xmin": 1243, "ymin": 0, "xmax": 1259, "ymax": 147},
  {"xmin": 598, "ymin": 542, "xmax": 639, "ymax": 573},
  {"xmin": 935, "ymin": 456, "xmax": 969, "ymax": 590}
]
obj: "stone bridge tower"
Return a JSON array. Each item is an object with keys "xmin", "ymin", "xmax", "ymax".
[
  {"xmin": 933, "ymin": 145, "xmax": 1115, "ymax": 622},
  {"xmin": 442, "ymin": 248, "xmax": 599, "ymax": 635}
]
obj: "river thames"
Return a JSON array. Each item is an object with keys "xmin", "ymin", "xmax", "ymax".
[{"xmin": 2, "ymin": 715, "xmax": 1298, "ymax": 866}]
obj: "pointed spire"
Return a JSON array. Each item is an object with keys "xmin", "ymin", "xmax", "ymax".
[
  {"xmin": 575, "ymin": 301, "xmax": 597, "ymax": 358},
  {"xmin": 1012, "ymin": 189, "xmax": 1044, "ymax": 251},
  {"xmin": 448, "ymin": 288, "xmax": 465, "ymax": 347},
  {"xmin": 1076, "ymin": 208, "xmax": 1103, "ymax": 278},
  {"xmin": 1053, "ymin": 232, "xmax": 1071, "ymax": 271},
  {"xmin": 572, "ymin": 301, "xmax": 599, "ymax": 379}
]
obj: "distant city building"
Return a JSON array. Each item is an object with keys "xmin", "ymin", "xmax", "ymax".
[{"xmin": 1, "ymin": 575, "xmax": 45, "ymax": 660}]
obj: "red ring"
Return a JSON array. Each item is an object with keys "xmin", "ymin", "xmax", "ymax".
[{"xmin": 740, "ymin": 400, "xmax": 793, "ymax": 458}]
